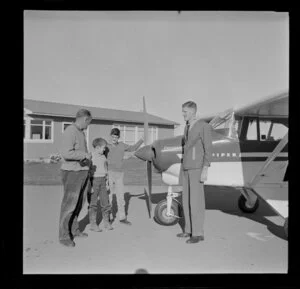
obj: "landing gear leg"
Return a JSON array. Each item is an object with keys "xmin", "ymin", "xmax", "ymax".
[{"xmin": 166, "ymin": 186, "xmax": 173, "ymax": 217}]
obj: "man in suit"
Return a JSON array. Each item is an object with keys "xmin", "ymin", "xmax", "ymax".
[{"xmin": 177, "ymin": 101, "xmax": 212, "ymax": 244}]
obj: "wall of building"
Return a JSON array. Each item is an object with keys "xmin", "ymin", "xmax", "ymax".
[
  {"xmin": 157, "ymin": 126, "xmax": 175, "ymax": 140},
  {"xmin": 24, "ymin": 115, "xmax": 175, "ymax": 160},
  {"xmin": 88, "ymin": 120, "xmax": 113, "ymax": 152}
]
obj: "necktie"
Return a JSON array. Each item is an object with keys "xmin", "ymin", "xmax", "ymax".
[{"xmin": 185, "ymin": 121, "xmax": 190, "ymax": 142}]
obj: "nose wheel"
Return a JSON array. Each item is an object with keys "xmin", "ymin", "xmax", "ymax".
[{"xmin": 154, "ymin": 199, "xmax": 181, "ymax": 226}]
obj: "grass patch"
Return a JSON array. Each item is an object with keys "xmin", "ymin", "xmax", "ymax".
[{"xmin": 24, "ymin": 158, "xmax": 165, "ymax": 186}]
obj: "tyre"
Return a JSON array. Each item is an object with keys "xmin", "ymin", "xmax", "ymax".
[
  {"xmin": 154, "ymin": 199, "xmax": 180, "ymax": 226},
  {"xmin": 238, "ymin": 194, "xmax": 259, "ymax": 213},
  {"xmin": 284, "ymin": 217, "xmax": 288, "ymax": 238}
]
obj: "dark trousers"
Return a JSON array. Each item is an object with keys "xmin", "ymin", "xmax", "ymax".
[
  {"xmin": 89, "ymin": 176, "xmax": 111, "ymax": 215},
  {"xmin": 59, "ymin": 170, "xmax": 89, "ymax": 241},
  {"xmin": 182, "ymin": 169, "xmax": 205, "ymax": 236}
]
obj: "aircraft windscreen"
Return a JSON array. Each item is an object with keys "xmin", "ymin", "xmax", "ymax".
[{"xmin": 209, "ymin": 108, "xmax": 239, "ymax": 139}]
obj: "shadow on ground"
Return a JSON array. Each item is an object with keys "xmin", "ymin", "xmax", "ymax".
[
  {"xmin": 78, "ymin": 185, "xmax": 287, "ymax": 240},
  {"xmin": 137, "ymin": 185, "xmax": 287, "ymax": 241},
  {"xmin": 78, "ymin": 190, "xmax": 145, "ymax": 231}
]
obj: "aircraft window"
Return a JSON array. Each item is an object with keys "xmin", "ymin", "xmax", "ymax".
[
  {"xmin": 259, "ymin": 120, "xmax": 272, "ymax": 141},
  {"xmin": 246, "ymin": 119, "xmax": 258, "ymax": 140},
  {"xmin": 209, "ymin": 109, "xmax": 239, "ymax": 139},
  {"xmin": 270, "ymin": 123, "xmax": 288, "ymax": 141}
]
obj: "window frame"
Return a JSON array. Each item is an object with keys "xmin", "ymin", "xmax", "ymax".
[
  {"xmin": 112, "ymin": 124, "xmax": 158, "ymax": 145},
  {"xmin": 244, "ymin": 117, "xmax": 259, "ymax": 141},
  {"xmin": 62, "ymin": 122, "xmax": 73, "ymax": 133},
  {"xmin": 24, "ymin": 117, "xmax": 54, "ymax": 143}
]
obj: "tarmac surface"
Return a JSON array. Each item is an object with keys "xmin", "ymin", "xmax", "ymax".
[{"xmin": 23, "ymin": 185, "xmax": 288, "ymax": 274}]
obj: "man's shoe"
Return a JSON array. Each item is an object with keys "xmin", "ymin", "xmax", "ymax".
[
  {"xmin": 74, "ymin": 232, "xmax": 88, "ymax": 238},
  {"xmin": 176, "ymin": 232, "xmax": 191, "ymax": 238},
  {"xmin": 186, "ymin": 236, "xmax": 204, "ymax": 244},
  {"xmin": 120, "ymin": 219, "xmax": 132, "ymax": 225},
  {"xmin": 60, "ymin": 240, "xmax": 75, "ymax": 247}
]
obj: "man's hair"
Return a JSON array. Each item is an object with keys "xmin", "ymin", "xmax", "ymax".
[
  {"xmin": 182, "ymin": 101, "xmax": 197, "ymax": 111},
  {"xmin": 110, "ymin": 128, "xmax": 120, "ymax": 137},
  {"xmin": 92, "ymin": 137, "xmax": 107, "ymax": 148},
  {"xmin": 76, "ymin": 109, "xmax": 92, "ymax": 119}
]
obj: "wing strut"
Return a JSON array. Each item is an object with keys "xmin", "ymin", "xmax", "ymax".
[{"xmin": 247, "ymin": 132, "xmax": 288, "ymax": 188}]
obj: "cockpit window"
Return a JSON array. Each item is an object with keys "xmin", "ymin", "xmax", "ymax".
[
  {"xmin": 209, "ymin": 109, "xmax": 240, "ymax": 139},
  {"xmin": 259, "ymin": 120, "xmax": 288, "ymax": 141}
]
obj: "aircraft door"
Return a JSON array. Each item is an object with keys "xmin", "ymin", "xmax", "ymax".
[{"xmin": 239, "ymin": 117, "xmax": 288, "ymax": 184}]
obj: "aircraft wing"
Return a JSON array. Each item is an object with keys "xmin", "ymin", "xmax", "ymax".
[
  {"xmin": 252, "ymin": 183, "xmax": 288, "ymax": 218},
  {"xmin": 234, "ymin": 91, "xmax": 288, "ymax": 118}
]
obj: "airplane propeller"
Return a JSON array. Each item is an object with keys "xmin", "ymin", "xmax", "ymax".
[{"xmin": 143, "ymin": 96, "xmax": 153, "ymax": 218}]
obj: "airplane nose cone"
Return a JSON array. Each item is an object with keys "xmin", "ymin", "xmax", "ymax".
[{"xmin": 135, "ymin": 145, "xmax": 154, "ymax": 161}]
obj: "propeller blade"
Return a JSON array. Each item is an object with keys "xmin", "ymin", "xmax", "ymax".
[
  {"xmin": 142, "ymin": 96, "xmax": 152, "ymax": 218},
  {"xmin": 143, "ymin": 96, "xmax": 149, "ymax": 145},
  {"xmin": 146, "ymin": 160, "xmax": 152, "ymax": 218}
]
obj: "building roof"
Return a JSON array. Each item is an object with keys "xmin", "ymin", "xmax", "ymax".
[{"xmin": 24, "ymin": 99, "xmax": 179, "ymax": 126}]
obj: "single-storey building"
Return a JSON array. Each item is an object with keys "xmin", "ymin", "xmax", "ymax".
[{"xmin": 24, "ymin": 99, "xmax": 178, "ymax": 160}]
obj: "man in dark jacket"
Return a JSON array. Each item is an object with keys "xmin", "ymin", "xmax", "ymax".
[{"xmin": 177, "ymin": 101, "xmax": 212, "ymax": 244}]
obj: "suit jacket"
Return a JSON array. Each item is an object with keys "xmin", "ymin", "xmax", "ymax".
[{"xmin": 182, "ymin": 120, "xmax": 212, "ymax": 170}]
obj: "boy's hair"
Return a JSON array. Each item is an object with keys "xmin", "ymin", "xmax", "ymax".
[
  {"xmin": 92, "ymin": 137, "xmax": 107, "ymax": 148},
  {"xmin": 110, "ymin": 128, "xmax": 121, "ymax": 137},
  {"xmin": 182, "ymin": 101, "xmax": 197, "ymax": 111},
  {"xmin": 76, "ymin": 109, "xmax": 92, "ymax": 119}
]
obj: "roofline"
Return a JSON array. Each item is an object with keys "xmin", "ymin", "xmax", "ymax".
[
  {"xmin": 25, "ymin": 111, "xmax": 178, "ymax": 126},
  {"xmin": 24, "ymin": 98, "xmax": 179, "ymax": 126}
]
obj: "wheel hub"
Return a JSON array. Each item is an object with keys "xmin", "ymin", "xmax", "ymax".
[{"xmin": 162, "ymin": 207, "xmax": 176, "ymax": 223}]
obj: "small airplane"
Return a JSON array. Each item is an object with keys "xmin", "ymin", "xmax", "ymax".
[{"xmin": 135, "ymin": 92, "xmax": 289, "ymax": 238}]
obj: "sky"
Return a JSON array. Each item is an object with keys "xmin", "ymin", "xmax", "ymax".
[{"xmin": 24, "ymin": 11, "xmax": 289, "ymax": 132}]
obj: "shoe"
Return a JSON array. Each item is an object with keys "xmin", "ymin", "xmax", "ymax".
[
  {"xmin": 74, "ymin": 232, "xmax": 88, "ymax": 238},
  {"xmin": 120, "ymin": 219, "xmax": 132, "ymax": 225},
  {"xmin": 186, "ymin": 236, "xmax": 204, "ymax": 244},
  {"xmin": 176, "ymin": 232, "xmax": 191, "ymax": 238},
  {"xmin": 90, "ymin": 224, "xmax": 102, "ymax": 232},
  {"xmin": 60, "ymin": 239, "xmax": 75, "ymax": 247},
  {"xmin": 103, "ymin": 212, "xmax": 114, "ymax": 230},
  {"xmin": 103, "ymin": 220, "xmax": 114, "ymax": 230}
]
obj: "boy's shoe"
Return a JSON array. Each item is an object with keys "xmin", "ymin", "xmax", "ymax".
[
  {"xmin": 103, "ymin": 212, "xmax": 114, "ymax": 230},
  {"xmin": 104, "ymin": 223, "xmax": 114, "ymax": 230},
  {"xmin": 60, "ymin": 240, "xmax": 75, "ymax": 247},
  {"xmin": 90, "ymin": 224, "xmax": 102, "ymax": 232},
  {"xmin": 120, "ymin": 219, "xmax": 132, "ymax": 225},
  {"xmin": 74, "ymin": 232, "xmax": 88, "ymax": 238}
]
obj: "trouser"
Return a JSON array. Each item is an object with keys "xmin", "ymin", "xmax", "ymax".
[
  {"xmin": 59, "ymin": 170, "xmax": 89, "ymax": 241},
  {"xmin": 182, "ymin": 168, "xmax": 205, "ymax": 236},
  {"xmin": 89, "ymin": 176, "xmax": 111, "ymax": 223},
  {"xmin": 108, "ymin": 171, "xmax": 126, "ymax": 220}
]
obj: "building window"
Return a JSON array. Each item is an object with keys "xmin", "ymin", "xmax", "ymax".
[
  {"xmin": 113, "ymin": 124, "xmax": 158, "ymax": 145},
  {"xmin": 24, "ymin": 118, "xmax": 54, "ymax": 142},
  {"xmin": 62, "ymin": 122, "xmax": 73, "ymax": 132}
]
